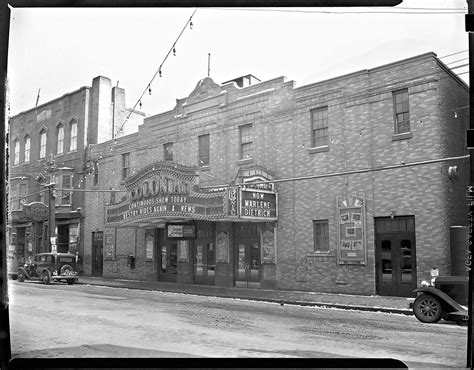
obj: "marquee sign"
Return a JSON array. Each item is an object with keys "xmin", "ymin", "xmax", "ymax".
[
  {"xmin": 240, "ymin": 189, "xmax": 277, "ymax": 220},
  {"xmin": 105, "ymin": 162, "xmax": 227, "ymax": 227},
  {"xmin": 105, "ymin": 162, "xmax": 279, "ymax": 226}
]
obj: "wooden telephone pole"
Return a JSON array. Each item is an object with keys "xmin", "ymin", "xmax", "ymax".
[{"xmin": 38, "ymin": 154, "xmax": 57, "ymax": 253}]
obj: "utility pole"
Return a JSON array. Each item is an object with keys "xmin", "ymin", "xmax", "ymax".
[
  {"xmin": 38, "ymin": 154, "xmax": 57, "ymax": 253},
  {"xmin": 466, "ymin": 1, "xmax": 474, "ymax": 368}
]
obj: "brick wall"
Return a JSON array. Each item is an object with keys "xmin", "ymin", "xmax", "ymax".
[{"xmin": 82, "ymin": 53, "xmax": 468, "ymax": 295}]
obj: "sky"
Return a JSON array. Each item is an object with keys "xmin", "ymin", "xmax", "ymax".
[{"xmin": 7, "ymin": 0, "xmax": 469, "ymax": 118}]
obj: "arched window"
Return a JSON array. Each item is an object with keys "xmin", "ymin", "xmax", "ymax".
[
  {"xmin": 70, "ymin": 121, "xmax": 77, "ymax": 152},
  {"xmin": 57, "ymin": 124, "xmax": 64, "ymax": 154},
  {"xmin": 13, "ymin": 138, "xmax": 20, "ymax": 165},
  {"xmin": 24, "ymin": 136, "xmax": 31, "ymax": 163},
  {"xmin": 40, "ymin": 131, "xmax": 47, "ymax": 158}
]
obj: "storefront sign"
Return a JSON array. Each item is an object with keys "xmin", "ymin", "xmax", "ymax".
[
  {"xmin": 226, "ymin": 187, "xmax": 239, "ymax": 218},
  {"xmin": 106, "ymin": 193, "xmax": 226, "ymax": 226},
  {"xmin": 167, "ymin": 224, "xmax": 195, "ymax": 238},
  {"xmin": 23, "ymin": 202, "xmax": 48, "ymax": 221},
  {"xmin": 240, "ymin": 189, "xmax": 277, "ymax": 220},
  {"xmin": 337, "ymin": 196, "xmax": 367, "ymax": 265},
  {"xmin": 261, "ymin": 230, "xmax": 275, "ymax": 263},
  {"xmin": 104, "ymin": 228, "xmax": 115, "ymax": 259},
  {"xmin": 69, "ymin": 223, "xmax": 79, "ymax": 244},
  {"xmin": 216, "ymin": 231, "xmax": 229, "ymax": 263}
]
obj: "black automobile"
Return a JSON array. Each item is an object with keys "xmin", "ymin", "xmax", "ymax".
[
  {"xmin": 410, "ymin": 270, "xmax": 468, "ymax": 324},
  {"xmin": 17, "ymin": 252, "xmax": 79, "ymax": 285}
]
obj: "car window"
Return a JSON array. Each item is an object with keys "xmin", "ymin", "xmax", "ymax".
[
  {"xmin": 59, "ymin": 257, "xmax": 73, "ymax": 263},
  {"xmin": 40, "ymin": 256, "xmax": 46, "ymax": 262}
]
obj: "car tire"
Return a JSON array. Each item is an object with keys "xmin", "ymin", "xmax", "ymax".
[
  {"xmin": 18, "ymin": 271, "xmax": 25, "ymax": 282},
  {"xmin": 413, "ymin": 294, "xmax": 443, "ymax": 323},
  {"xmin": 60, "ymin": 264, "xmax": 73, "ymax": 275},
  {"xmin": 41, "ymin": 271, "xmax": 51, "ymax": 285}
]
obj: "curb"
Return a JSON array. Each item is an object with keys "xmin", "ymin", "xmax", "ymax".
[{"xmin": 79, "ymin": 280, "xmax": 413, "ymax": 316}]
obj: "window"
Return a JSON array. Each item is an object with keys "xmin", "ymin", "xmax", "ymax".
[
  {"xmin": 198, "ymin": 134, "xmax": 210, "ymax": 167},
  {"xmin": 57, "ymin": 124, "xmax": 64, "ymax": 154},
  {"xmin": 122, "ymin": 153, "xmax": 130, "ymax": 179},
  {"xmin": 24, "ymin": 136, "xmax": 30, "ymax": 163},
  {"xmin": 164, "ymin": 142, "xmax": 173, "ymax": 161},
  {"xmin": 239, "ymin": 124, "xmax": 253, "ymax": 159},
  {"xmin": 393, "ymin": 89, "xmax": 410, "ymax": 134},
  {"xmin": 70, "ymin": 121, "xmax": 77, "ymax": 152},
  {"xmin": 311, "ymin": 107, "xmax": 329, "ymax": 147},
  {"xmin": 61, "ymin": 174, "xmax": 71, "ymax": 205},
  {"xmin": 313, "ymin": 220, "xmax": 329, "ymax": 252},
  {"xmin": 40, "ymin": 131, "xmax": 47, "ymax": 158},
  {"xmin": 19, "ymin": 183, "xmax": 27, "ymax": 209},
  {"xmin": 13, "ymin": 138, "xmax": 20, "ymax": 165}
]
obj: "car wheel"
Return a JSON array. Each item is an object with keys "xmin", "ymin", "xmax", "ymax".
[
  {"xmin": 60, "ymin": 264, "xmax": 73, "ymax": 274},
  {"xmin": 18, "ymin": 271, "xmax": 25, "ymax": 282},
  {"xmin": 413, "ymin": 294, "xmax": 443, "ymax": 323},
  {"xmin": 41, "ymin": 271, "xmax": 51, "ymax": 285}
]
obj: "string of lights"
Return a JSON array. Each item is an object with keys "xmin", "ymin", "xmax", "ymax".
[{"xmin": 114, "ymin": 8, "xmax": 198, "ymax": 139}]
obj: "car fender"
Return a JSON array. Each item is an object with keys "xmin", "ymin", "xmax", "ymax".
[
  {"xmin": 41, "ymin": 268, "xmax": 52, "ymax": 276},
  {"xmin": 413, "ymin": 287, "xmax": 466, "ymax": 313},
  {"xmin": 18, "ymin": 266, "xmax": 31, "ymax": 279}
]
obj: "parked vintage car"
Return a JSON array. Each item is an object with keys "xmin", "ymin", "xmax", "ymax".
[
  {"xmin": 17, "ymin": 252, "xmax": 79, "ymax": 285},
  {"xmin": 410, "ymin": 270, "xmax": 468, "ymax": 324}
]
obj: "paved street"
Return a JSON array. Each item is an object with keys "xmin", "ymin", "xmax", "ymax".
[{"xmin": 7, "ymin": 280, "xmax": 467, "ymax": 367}]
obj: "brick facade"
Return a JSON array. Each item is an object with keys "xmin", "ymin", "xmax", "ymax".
[
  {"xmin": 50, "ymin": 53, "xmax": 470, "ymax": 297},
  {"xmin": 8, "ymin": 76, "xmax": 144, "ymax": 273}
]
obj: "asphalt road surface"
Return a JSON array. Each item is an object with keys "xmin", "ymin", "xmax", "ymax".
[{"xmin": 7, "ymin": 280, "xmax": 467, "ymax": 367}]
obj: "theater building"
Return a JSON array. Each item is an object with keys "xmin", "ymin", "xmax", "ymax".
[
  {"xmin": 8, "ymin": 76, "xmax": 144, "ymax": 272},
  {"xmin": 83, "ymin": 52, "xmax": 468, "ymax": 296}
]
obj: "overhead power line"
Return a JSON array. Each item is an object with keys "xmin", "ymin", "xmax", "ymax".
[
  {"xmin": 232, "ymin": 155, "xmax": 470, "ymax": 187},
  {"xmin": 438, "ymin": 50, "xmax": 468, "ymax": 59}
]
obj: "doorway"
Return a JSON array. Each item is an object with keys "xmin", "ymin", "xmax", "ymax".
[
  {"xmin": 235, "ymin": 224, "xmax": 261, "ymax": 287},
  {"xmin": 157, "ymin": 238, "xmax": 178, "ymax": 283},
  {"xmin": 375, "ymin": 216, "xmax": 416, "ymax": 297},
  {"xmin": 57, "ymin": 224, "xmax": 69, "ymax": 253},
  {"xmin": 92, "ymin": 231, "xmax": 103, "ymax": 277},
  {"xmin": 194, "ymin": 224, "xmax": 216, "ymax": 285}
]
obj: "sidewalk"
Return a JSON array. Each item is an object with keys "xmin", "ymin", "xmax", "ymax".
[{"xmin": 78, "ymin": 276, "xmax": 413, "ymax": 315}]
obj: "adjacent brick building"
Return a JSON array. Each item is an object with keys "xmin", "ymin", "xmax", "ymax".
[
  {"xmin": 8, "ymin": 76, "xmax": 145, "ymax": 272},
  {"xmin": 10, "ymin": 52, "xmax": 468, "ymax": 297}
]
